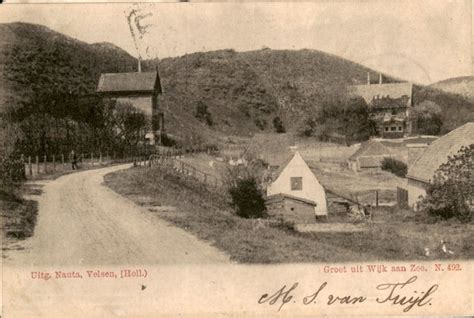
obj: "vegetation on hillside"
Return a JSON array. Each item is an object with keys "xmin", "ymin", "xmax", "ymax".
[
  {"xmin": 2, "ymin": 22, "xmax": 474, "ymax": 159},
  {"xmin": 298, "ymin": 95, "xmax": 377, "ymax": 144},
  {"xmin": 411, "ymin": 100, "xmax": 443, "ymax": 135},
  {"xmin": 413, "ymin": 85, "xmax": 474, "ymax": 134},
  {"xmin": 1, "ymin": 23, "xmax": 140, "ymax": 158}
]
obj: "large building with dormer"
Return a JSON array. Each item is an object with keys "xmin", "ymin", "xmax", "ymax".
[{"xmin": 349, "ymin": 73, "xmax": 413, "ymax": 139}]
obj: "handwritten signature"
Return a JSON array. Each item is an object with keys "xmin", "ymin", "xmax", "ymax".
[{"xmin": 258, "ymin": 275, "xmax": 438, "ymax": 312}]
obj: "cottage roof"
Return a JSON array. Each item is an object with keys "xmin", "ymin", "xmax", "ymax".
[
  {"xmin": 348, "ymin": 140, "xmax": 392, "ymax": 161},
  {"xmin": 265, "ymin": 193, "xmax": 317, "ymax": 206},
  {"xmin": 407, "ymin": 122, "xmax": 474, "ymax": 182},
  {"xmin": 97, "ymin": 71, "xmax": 162, "ymax": 94},
  {"xmin": 348, "ymin": 82, "xmax": 413, "ymax": 107}
]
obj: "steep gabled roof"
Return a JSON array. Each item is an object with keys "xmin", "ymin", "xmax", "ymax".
[
  {"xmin": 97, "ymin": 71, "xmax": 162, "ymax": 94},
  {"xmin": 348, "ymin": 82, "xmax": 413, "ymax": 106},
  {"xmin": 348, "ymin": 140, "xmax": 392, "ymax": 161},
  {"xmin": 407, "ymin": 122, "xmax": 474, "ymax": 183}
]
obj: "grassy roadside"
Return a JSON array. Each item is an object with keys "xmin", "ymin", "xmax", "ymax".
[
  {"xmin": 1, "ymin": 187, "xmax": 38, "ymax": 243},
  {"xmin": 104, "ymin": 166, "xmax": 474, "ymax": 263},
  {"xmin": 1, "ymin": 161, "xmax": 130, "ymax": 255}
]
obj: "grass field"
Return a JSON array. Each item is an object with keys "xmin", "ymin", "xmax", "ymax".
[{"xmin": 104, "ymin": 166, "xmax": 473, "ymax": 263}]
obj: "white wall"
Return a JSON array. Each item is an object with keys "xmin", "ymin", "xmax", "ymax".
[
  {"xmin": 406, "ymin": 179, "xmax": 428, "ymax": 210},
  {"xmin": 267, "ymin": 152, "xmax": 327, "ymax": 216}
]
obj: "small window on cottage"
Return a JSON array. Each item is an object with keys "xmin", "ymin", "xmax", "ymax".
[
  {"xmin": 391, "ymin": 126, "xmax": 397, "ymax": 131},
  {"xmin": 290, "ymin": 177, "xmax": 303, "ymax": 190},
  {"xmin": 398, "ymin": 126, "xmax": 402, "ymax": 131},
  {"xmin": 384, "ymin": 127, "xmax": 389, "ymax": 132}
]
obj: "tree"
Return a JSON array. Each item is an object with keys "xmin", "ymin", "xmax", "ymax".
[
  {"xmin": 300, "ymin": 94, "xmax": 376, "ymax": 144},
  {"xmin": 228, "ymin": 177, "xmax": 266, "ymax": 218},
  {"xmin": 419, "ymin": 144, "xmax": 473, "ymax": 222},
  {"xmin": 223, "ymin": 153, "xmax": 268, "ymax": 218},
  {"xmin": 412, "ymin": 100, "xmax": 443, "ymax": 135},
  {"xmin": 113, "ymin": 102, "xmax": 148, "ymax": 151}
]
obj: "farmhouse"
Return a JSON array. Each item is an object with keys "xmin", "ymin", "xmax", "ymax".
[
  {"xmin": 97, "ymin": 71, "xmax": 164, "ymax": 145},
  {"xmin": 405, "ymin": 122, "xmax": 474, "ymax": 208},
  {"xmin": 349, "ymin": 74, "xmax": 413, "ymax": 138},
  {"xmin": 348, "ymin": 139, "xmax": 402, "ymax": 172},
  {"xmin": 266, "ymin": 151, "xmax": 327, "ymax": 222},
  {"xmin": 348, "ymin": 136, "xmax": 438, "ymax": 172}
]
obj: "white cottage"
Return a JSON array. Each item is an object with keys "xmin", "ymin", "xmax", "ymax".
[{"xmin": 266, "ymin": 151, "xmax": 327, "ymax": 221}]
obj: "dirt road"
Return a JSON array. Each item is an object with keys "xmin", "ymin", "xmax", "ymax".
[{"xmin": 4, "ymin": 164, "xmax": 229, "ymax": 266}]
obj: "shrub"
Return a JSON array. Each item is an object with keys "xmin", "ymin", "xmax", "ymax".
[
  {"xmin": 419, "ymin": 145, "xmax": 473, "ymax": 222},
  {"xmin": 254, "ymin": 118, "xmax": 267, "ymax": 130},
  {"xmin": 195, "ymin": 101, "xmax": 213, "ymax": 126},
  {"xmin": 272, "ymin": 116, "xmax": 286, "ymax": 133},
  {"xmin": 381, "ymin": 157, "xmax": 407, "ymax": 177},
  {"xmin": 228, "ymin": 177, "xmax": 266, "ymax": 218},
  {"xmin": 160, "ymin": 133, "xmax": 177, "ymax": 147},
  {"xmin": 1, "ymin": 152, "xmax": 26, "ymax": 187}
]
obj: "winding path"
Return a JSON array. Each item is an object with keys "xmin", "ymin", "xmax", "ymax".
[{"xmin": 5, "ymin": 164, "xmax": 229, "ymax": 266}]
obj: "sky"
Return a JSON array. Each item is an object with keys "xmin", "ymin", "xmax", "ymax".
[{"xmin": 0, "ymin": 0, "xmax": 472, "ymax": 84}]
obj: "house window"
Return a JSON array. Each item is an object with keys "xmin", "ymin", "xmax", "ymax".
[
  {"xmin": 398, "ymin": 126, "xmax": 402, "ymax": 131},
  {"xmin": 384, "ymin": 127, "xmax": 389, "ymax": 132},
  {"xmin": 390, "ymin": 126, "xmax": 397, "ymax": 131},
  {"xmin": 290, "ymin": 177, "xmax": 303, "ymax": 190}
]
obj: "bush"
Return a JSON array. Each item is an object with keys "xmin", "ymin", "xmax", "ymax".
[
  {"xmin": 228, "ymin": 177, "xmax": 266, "ymax": 219},
  {"xmin": 272, "ymin": 116, "xmax": 286, "ymax": 133},
  {"xmin": 195, "ymin": 101, "xmax": 213, "ymax": 126},
  {"xmin": 419, "ymin": 145, "xmax": 473, "ymax": 222},
  {"xmin": 254, "ymin": 118, "xmax": 267, "ymax": 130},
  {"xmin": 381, "ymin": 157, "xmax": 407, "ymax": 178},
  {"xmin": 1, "ymin": 153, "xmax": 26, "ymax": 187}
]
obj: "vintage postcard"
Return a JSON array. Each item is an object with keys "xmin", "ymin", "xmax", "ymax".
[{"xmin": 0, "ymin": 1, "xmax": 473, "ymax": 317}]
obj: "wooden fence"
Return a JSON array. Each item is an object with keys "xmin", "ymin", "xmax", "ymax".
[
  {"xmin": 21, "ymin": 152, "xmax": 138, "ymax": 178},
  {"xmin": 148, "ymin": 154, "xmax": 224, "ymax": 189}
]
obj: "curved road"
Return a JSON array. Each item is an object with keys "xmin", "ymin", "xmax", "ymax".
[{"xmin": 5, "ymin": 164, "xmax": 229, "ymax": 266}]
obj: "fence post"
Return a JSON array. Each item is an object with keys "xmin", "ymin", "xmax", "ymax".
[
  {"xmin": 100, "ymin": 152, "xmax": 103, "ymax": 165},
  {"xmin": 36, "ymin": 156, "xmax": 39, "ymax": 175},
  {"xmin": 28, "ymin": 156, "xmax": 32, "ymax": 176},
  {"xmin": 91, "ymin": 153, "xmax": 94, "ymax": 166},
  {"xmin": 375, "ymin": 190, "xmax": 379, "ymax": 207},
  {"xmin": 53, "ymin": 154, "xmax": 56, "ymax": 171},
  {"xmin": 62, "ymin": 154, "xmax": 65, "ymax": 170},
  {"xmin": 43, "ymin": 155, "xmax": 47, "ymax": 174}
]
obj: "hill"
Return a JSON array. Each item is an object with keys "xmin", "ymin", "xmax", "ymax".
[
  {"xmin": 1, "ymin": 22, "xmax": 474, "ymax": 154},
  {"xmin": 429, "ymin": 76, "xmax": 474, "ymax": 101}
]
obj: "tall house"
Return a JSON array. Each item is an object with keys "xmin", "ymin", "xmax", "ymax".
[
  {"xmin": 348, "ymin": 74, "xmax": 413, "ymax": 139},
  {"xmin": 97, "ymin": 71, "xmax": 164, "ymax": 145}
]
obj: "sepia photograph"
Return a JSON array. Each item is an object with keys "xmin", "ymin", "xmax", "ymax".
[{"xmin": 0, "ymin": 1, "xmax": 473, "ymax": 316}]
